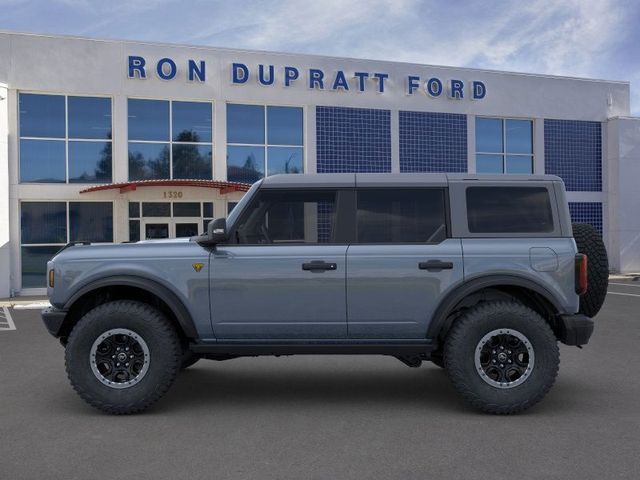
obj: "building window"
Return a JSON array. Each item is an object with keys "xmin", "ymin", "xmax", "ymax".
[
  {"xmin": 128, "ymin": 201, "xmax": 215, "ymax": 241},
  {"xmin": 19, "ymin": 93, "xmax": 112, "ymax": 183},
  {"xmin": 20, "ymin": 201, "xmax": 113, "ymax": 288},
  {"xmin": 476, "ymin": 118, "xmax": 533, "ymax": 174},
  {"xmin": 128, "ymin": 99, "xmax": 213, "ymax": 181},
  {"xmin": 226, "ymin": 104, "xmax": 304, "ymax": 184}
]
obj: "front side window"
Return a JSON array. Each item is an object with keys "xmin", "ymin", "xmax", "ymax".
[
  {"xmin": 356, "ymin": 189, "xmax": 447, "ymax": 243},
  {"xmin": 233, "ymin": 190, "xmax": 336, "ymax": 244},
  {"xmin": 476, "ymin": 118, "xmax": 533, "ymax": 174},
  {"xmin": 466, "ymin": 187, "xmax": 554, "ymax": 233},
  {"xmin": 128, "ymin": 99, "xmax": 213, "ymax": 181},
  {"xmin": 20, "ymin": 201, "xmax": 113, "ymax": 288},
  {"xmin": 227, "ymin": 104, "xmax": 304, "ymax": 184},
  {"xmin": 19, "ymin": 93, "xmax": 112, "ymax": 183}
]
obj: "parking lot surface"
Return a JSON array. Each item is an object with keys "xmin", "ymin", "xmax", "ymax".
[{"xmin": 1, "ymin": 282, "xmax": 640, "ymax": 479}]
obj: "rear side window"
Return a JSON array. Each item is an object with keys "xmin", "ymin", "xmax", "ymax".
[
  {"xmin": 466, "ymin": 186, "xmax": 554, "ymax": 233},
  {"xmin": 356, "ymin": 189, "xmax": 447, "ymax": 243}
]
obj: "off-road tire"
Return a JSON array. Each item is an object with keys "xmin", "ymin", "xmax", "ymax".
[
  {"xmin": 65, "ymin": 300, "xmax": 181, "ymax": 414},
  {"xmin": 572, "ymin": 222, "xmax": 609, "ymax": 317},
  {"xmin": 180, "ymin": 350, "xmax": 201, "ymax": 370},
  {"xmin": 444, "ymin": 301, "xmax": 559, "ymax": 414}
]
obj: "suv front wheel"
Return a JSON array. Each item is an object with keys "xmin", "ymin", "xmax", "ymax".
[
  {"xmin": 65, "ymin": 300, "xmax": 182, "ymax": 414},
  {"xmin": 444, "ymin": 301, "xmax": 559, "ymax": 414}
]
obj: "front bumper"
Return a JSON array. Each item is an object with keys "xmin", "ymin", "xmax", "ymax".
[
  {"xmin": 557, "ymin": 313, "xmax": 594, "ymax": 346},
  {"xmin": 41, "ymin": 307, "xmax": 68, "ymax": 338}
]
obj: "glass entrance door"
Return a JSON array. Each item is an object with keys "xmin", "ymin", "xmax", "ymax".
[
  {"xmin": 141, "ymin": 218, "xmax": 202, "ymax": 240},
  {"xmin": 174, "ymin": 218, "xmax": 201, "ymax": 238}
]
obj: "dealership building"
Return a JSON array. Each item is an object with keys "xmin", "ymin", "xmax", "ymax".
[{"xmin": 0, "ymin": 31, "xmax": 638, "ymax": 296}]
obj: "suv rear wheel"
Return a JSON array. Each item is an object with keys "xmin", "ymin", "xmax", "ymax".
[
  {"xmin": 65, "ymin": 300, "xmax": 181, "ymax": 414},
  {"xmin": 444, "ymin": 301, "xmax": 559, "ymax": 414}
]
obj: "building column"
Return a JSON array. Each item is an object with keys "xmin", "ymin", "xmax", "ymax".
[
  {"xmin": 607, "ymin": 116, "xmax": 640, "ymax": 273},
  {"xmin": 0, "ymin": 84, "xmax": 9, "ymax": 297}
]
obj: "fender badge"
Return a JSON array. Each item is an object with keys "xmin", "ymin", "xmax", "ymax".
[{"xmin": 192, "ymin": 263, "xmax": 204, "ymax": 272}]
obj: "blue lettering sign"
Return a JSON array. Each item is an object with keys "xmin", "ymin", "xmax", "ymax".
[
  {"xmin": 354, "ymin": 72, "xmax": 369, "ymax": 92},
  {"xmin": 309, "ymin": 69, "xmax": 324, "ymax": 89},
  {"xmin": 472, "ymin": 81, "xmax": 486, "ymax": 100},
  {"xmin": 407, "ymin": 75, "xmax": 420, "ymax": 95},
  {"xmin": 449, "ymin": 79, "xmax": 464, "ymax": 99},
  {"xmin": 426, "ymin": 77, "xmax": 443, "ymax": 97},
  {"xmin": 156, "ymin": 58, "xmax": 177, "ymax": 80},
  {"xmin": 373, "ymin": 73, "xmax": 388, "ymax": 93},
  {"xmin": 258, "ymin": 64, "xmax": 275, "ymax": 85},
  {"xmin": 128, "ymin": 56, "xmax": 146, "ymax": 79},
  {"xmin": 284, "ymin": 66, "xmax": 299, "ymax": 87},
  {"xmin": 332, "ymin": 71, "xmax": 349, "ymax": 91},
  {"xmin": 188, "ymin": 60, "xmax": 205, "ymax": 82},
  {"xmin": 232, "ymin": 63, "xmax": 249, "ymax": 84}
]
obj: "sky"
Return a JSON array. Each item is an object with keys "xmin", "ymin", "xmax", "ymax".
[{"xmin": 1, "ymin": 0, "xmax": 639, "ymax": 114}]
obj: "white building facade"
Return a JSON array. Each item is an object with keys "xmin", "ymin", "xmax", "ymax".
[{"xmin": 0, "ymin": 31, "xmax": 639, "ymax": 296}]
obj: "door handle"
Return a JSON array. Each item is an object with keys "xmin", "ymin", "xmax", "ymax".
[
  {"xmin": 302, "ymin": 261, "xmax": 337, "ymax": 272},
  {"xmin": 419, "ymin": 260, "xmax": 454, "ymax": 271}
]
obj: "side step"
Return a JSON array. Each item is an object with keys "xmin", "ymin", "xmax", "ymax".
[{"xmin": 190, "ymin": 340, "xmax": 435, "ymax": 357}]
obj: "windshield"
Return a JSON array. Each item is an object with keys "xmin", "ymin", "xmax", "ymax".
[{"xmin": 226, "ymin": 180, "xmax": 262, "ymax": 230}]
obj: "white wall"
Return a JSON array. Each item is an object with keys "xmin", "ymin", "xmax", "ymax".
[{"xmin": 0, "ymin": 83, "xmax": 9, "ymax": 297}]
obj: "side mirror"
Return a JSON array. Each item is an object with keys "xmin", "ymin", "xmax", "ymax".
[{"xmin": 207, "ymin": 217, "xmax": 228, "ymax": 244}]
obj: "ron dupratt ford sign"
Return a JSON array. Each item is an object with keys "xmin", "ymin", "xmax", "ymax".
[{"xmin": 127, "ymin": 55, "xmax": 487, "ymax": 100}]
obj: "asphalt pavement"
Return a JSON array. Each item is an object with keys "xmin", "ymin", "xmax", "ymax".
[{"xmin": 1, "ymin": 282, "xmax": 640, "ymax": 479}]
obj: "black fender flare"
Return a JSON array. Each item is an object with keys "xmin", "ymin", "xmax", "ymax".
[
  {"xmin": 426, "ymin": 274, "xmax": 564, "ymax": 341},
  {"xmin": 63, "ymin": 275, "xmax": 198, "ymax": 338}
]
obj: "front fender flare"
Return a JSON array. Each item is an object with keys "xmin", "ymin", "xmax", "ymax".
[{"xmin": 63, "ymin": 275, "xmax": 198, "ymax": 338}]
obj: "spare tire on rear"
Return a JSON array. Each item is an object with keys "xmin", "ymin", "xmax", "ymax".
[{"xmin": 572, "ymin": 223, "xmax": 608, "ymax": 317}]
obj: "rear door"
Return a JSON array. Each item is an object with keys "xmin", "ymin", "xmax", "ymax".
[{"xmin": 346, "ymin": 188, "xmax": 463, "ymax": 338}]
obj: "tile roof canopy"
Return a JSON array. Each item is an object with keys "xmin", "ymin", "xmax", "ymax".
[{"xmin": 79, "ymin": 179, "xmax": 252, "ymax": 194}]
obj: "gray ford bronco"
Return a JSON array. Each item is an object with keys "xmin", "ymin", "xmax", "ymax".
[{"xmin": 42, "ymin": 173, "xmax": 608, "ymax": 414}]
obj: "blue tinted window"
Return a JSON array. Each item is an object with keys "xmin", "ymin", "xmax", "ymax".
[
  {"xmin": 476, "ymin": 154, "xmax": 503, "ymax": 173},
  {"xmin": 128, "ymin": 99, "xmax": 169, "ymax": 141},
  {"xmin": 506, "ymin": 155, "xmax": 532, "ymax": 173},
  {"xmin": 20, "ymin": 139, "xmax": 66, "ymax": 183},
  {"xmin": 476, "ymin": 117, "xmax": 503, "ymax": 153},
  {"xmin": 128, "ymin": 142, "xmax": 170, "ymax": 180},
  {"xmin": 21, "ymin": 202, "xmax": 67, "ymax": 244},
  {"xmin": 69, "ymin": 202, "xmax": 113, "ymax": 242},
  {"xmin": 68, "ymin": 141, "xmax": 112, "ymax": 183},
  {"xmin": 22, "ymin": 246, "xmax": 62, "ymax": 288},
  {"xmin": 129, "ymin": 202, "xmax": 140, "ymax": 218},
  {"xmin": 506, "ymin": 120, "xmax": 532, "ymax": 154},
  {"xmin": 173, "ymin": 102, "xmax": 212, "ymax": 143},
  {"xmin": 267, "ymin": 106, "xmax": 303, "ymax": 145},
  {"xmin": 267, "ymin": 147, "xmax": 303, "ymax": 175},
  {"xmin": 129, "ymin": 220, "xmax": 140, "ymax": 242},
  {"xmin": 203, "ymin": 202, "xmax": 213, "ymax": 218},
  {"xmin": 172, "ymin": 144, "xmax": 212, "ymax": 179},
  {"xmin": 227, "ymin": 146, "xmax": 265, "ymax": 183},
  {"xmin": 227, "ymin": 104, "xmax": 264, "ymax": 144},
  {"xmin": 19, "ymin": 94, "xmax": 65, "ymax": 138},
  {"xmin": 68, "ymin": 97, "xmax": 112, "ymax": 139}
]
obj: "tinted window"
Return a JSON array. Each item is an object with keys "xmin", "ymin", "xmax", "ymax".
[
  {"xmin": 142, "ymin": 203, "xmax": 171, "ymax": 217},
  {"xmin": 227, "ymin": 104, "xmax": 264, "ymax": 144},
  {"xmin": 19, "ymin": 139, "xmax": 66, "ymax": 183},
  {"xmin": 356, "ymin": 189, "xmax": 447, "ymax": 243},
  {"xmin": 475, "ymin": 117, "xmax": 502, "ymax": 153},
  {"xmin": 267, "ymin": 106, "xmax": 303, "ymax": 145},
  {"xmin": 173, "ymin": 203, "xmax": 201, "ymax": 217},
  {"xmin": 203, "ymin": 202, "xmax": 213, "ymax": 218},
  {"xmin": 128, "ymin": 99, "xmax": 169, "ymax": 141},
  {"xmin": 22, "ymin": 246, "xmax": 62, "ymax": 288},
  {"xmin": 129, "ymin": 220, "xmax": 140, "ymax": 242},
  {"xmin": 19, "ymin": 94, "xmax": 65, "ymax": 138},
  {"xmin": 172, "ymin": 144, "xmax": 212, "ymax": 179},
  {"xmin": 68, "ymin": 141, "xmax": 112, "ymax": 183},
  {"xmin": 128, "ymin": 143, "xmax": 170, "ymax": 180},
  {"xmin": 267, "ymin": 147, "xmax": 303, "ymax": 175},
  {"xmin": 227, "ymin": 146, "xmax": 265, "ymax": 183},
  {"xmin": 69, "ymin": 202, "xmax": 113, "ymax": 242},
  {"xmin": 172, "ymin": 101, "xmax": 212, "ymax": 143},
  {"xmin": 21, "ymin": 202, "xmax": 67, "ymax": 244},
  {"xmin": 68, "ymin": 96, "xmax": 112, "ymax": 139},
  {"xmin": 128, "ymin": 202, "xmax": 140, "ymax": 218},
  {"xmin": 466, "ymin": 187, "xmax": 554, "ymax": 233},
  {"xmin": 234, "ymin": 190, "xmax": 337, "ymax": 244}
]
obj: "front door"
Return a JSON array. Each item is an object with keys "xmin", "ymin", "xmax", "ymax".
[
  {"xmin": 141, "ymin": 218, "xmax": 202, "ymax": 240},
  {"xmin": 210, "ymin": 188, "xmax": 349, "ymax": 339},
  {"xmin": 346, "ymin": 188, "xmax": 464, "ymax": 338}
]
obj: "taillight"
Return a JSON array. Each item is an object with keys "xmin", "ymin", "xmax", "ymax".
[{"xmin": 575, "ymin": 254, "xmax": 588, "ymax": 295}]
